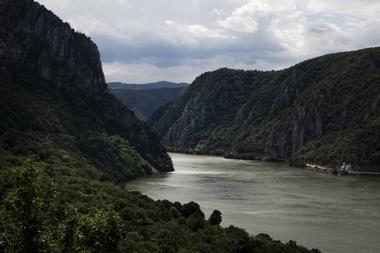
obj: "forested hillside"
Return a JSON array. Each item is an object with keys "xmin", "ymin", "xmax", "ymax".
[{"xmin": 150, "ymin": 48, "xmax": 380, "ymax": 171}]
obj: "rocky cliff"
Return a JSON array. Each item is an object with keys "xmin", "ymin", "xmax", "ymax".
[
  {"xmin": 0, "ymin": 0, "xmax": 173, "ymax": 181},
  {"xmin": 150, "ymin": 48, "xmax": 380, "ymax": 170}
]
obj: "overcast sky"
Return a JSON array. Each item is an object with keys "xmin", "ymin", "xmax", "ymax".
[{"xmin": 37, "ymin": 0, "xmax": 380, "ymax": 83}]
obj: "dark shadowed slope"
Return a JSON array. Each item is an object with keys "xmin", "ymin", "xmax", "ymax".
[
  {"xmin": 150, "ymin": 48, "xmax": 380, "ymax": 171},
  {"xmin": 0, "ymin": 0, "xmax": 173, "ymax": 181}
]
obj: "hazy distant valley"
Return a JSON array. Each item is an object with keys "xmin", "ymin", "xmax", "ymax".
[{"xmin": 108, "ymin": 81, "xmax": 188, "ymax": 120}]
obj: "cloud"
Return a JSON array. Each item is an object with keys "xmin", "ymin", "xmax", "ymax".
[
  {"xmin": 103, "ymin": 62, "xmax": 206, "ymax": 84},
  {"xmin": 218, "ymin": 0, "xmax": 272, "ymax": 33},
  {"xmin": 37, "ymin": 0, "xmax": 380, "ymax": 83}
]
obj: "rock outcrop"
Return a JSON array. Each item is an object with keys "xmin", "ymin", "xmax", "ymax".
[
  {"xmin": 0, "ymin": 0, "xmax": 173, "ymax": 180},
  {"xmin": 150, "ymin": 48, "xmax": 380, "ymax": 170}
]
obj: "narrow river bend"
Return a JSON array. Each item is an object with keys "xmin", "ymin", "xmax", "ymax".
[{"xmin": 126, "ymin": 153, "xmax": 380, "ymax": 253}]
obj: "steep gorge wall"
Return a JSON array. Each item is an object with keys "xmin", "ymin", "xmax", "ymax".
[
  {"xmin": 151, "ymin": 49, "xmax": 380, "ymax": 169},
  {"xmin": 0, "ymin": 0, "xmax": 173, "ymax": 175}
]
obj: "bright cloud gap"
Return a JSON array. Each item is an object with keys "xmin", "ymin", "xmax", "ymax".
[{"xmin": 37, "ymin": 0, "xmax": 380, "ymax": 83}]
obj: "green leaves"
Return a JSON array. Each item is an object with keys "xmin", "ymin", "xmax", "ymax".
[
  {"xmin": 1, "ymin": 158, "xmax": 56, "ymax": 252},
  {"xmin": 77, "ymin": 210, "xmax": 123, "ymax": 253}
]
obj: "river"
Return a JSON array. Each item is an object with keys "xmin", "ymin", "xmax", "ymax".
[{"xmin": 126, "ymin": 153, "xmax": 380, "ymax": 253}]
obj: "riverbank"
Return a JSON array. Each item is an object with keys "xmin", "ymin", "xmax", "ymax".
[
  {"xmin": 127, "ymin": 153, "xmax": 380, "ymax": 253},
  {"xmin": 167, "ymin": 148, "xmax": 285, "ymax": 162},
  {"xmin": 167, "ymin": 149, "xmax": 380, "ymax": 177},
  {"xmin": 305, "ymin": 164, "xmax": 380, "ymax": 177},
  {"xmin": 305, "ymin": 164, "xmax": 333, "ymax": 173}
]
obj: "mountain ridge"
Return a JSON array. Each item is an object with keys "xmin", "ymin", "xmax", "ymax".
[
  {"xmin": 150, "ymin": 47, "xmax": 380, "ymax": 170},
  {"xmin": 108, "ymin": 81, "xmax": 189, "ymax": 90},
  {"xmin": 108, "ymin": 83, "xmax": 188, "ymax": 120}
]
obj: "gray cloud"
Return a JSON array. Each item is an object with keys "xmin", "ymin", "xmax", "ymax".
[{"xmin": 37, "ymin": 0, "xmax": 380, "ymax": 83}]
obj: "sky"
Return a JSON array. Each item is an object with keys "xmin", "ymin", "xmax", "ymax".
[{"xmin": 37, "ymin": 0, "xmax": 380, "ymax": 83}]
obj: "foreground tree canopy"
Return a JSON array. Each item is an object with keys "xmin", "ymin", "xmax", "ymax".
[{"xmin": 0, "ymin": 158, "xmax": 320, "ymax": 253}]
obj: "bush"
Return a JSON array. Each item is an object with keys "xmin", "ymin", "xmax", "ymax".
[
  {"xmin": 181, "ymin": 201, "xmax": 204, "ymax": 219},
  {"xmin": 208, "ymin": 210, "xmax": 222, "ymax": 225}
]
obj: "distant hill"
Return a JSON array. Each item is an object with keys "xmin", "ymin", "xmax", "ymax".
[
  {"xmin": 108, "ymin": 82, "xmax": 188, "ymax": 120},
  {"xmin": 108, "ymin": 81, "xmax": 189, "ymax": 90},
  {"xmin": 150, "ymin": 47, "xmax": 380, "ymax": 171}
]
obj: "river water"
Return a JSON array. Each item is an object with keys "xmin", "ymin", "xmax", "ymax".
[{"xmin": 126, "ymin": 153, "xmax": 380, "ymax": 253}]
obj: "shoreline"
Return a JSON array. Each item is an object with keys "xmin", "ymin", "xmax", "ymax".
[{"xmin": 167, "ymin": 150, "xmax": 380, "ymax": 177}]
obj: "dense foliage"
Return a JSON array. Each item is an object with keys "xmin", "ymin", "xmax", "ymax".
[
  {"xmin": 150, "ymin": 48, "xmax": 380, "ymax": 171},
  {"xmin": 0, "ymin": 159, "xmax": 320, "ymax": 253},
  {"xmin": 0, "ymin": 63, "xmax": 169, "ymax": 182}
]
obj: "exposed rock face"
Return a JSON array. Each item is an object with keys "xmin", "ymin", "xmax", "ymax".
[
  {"xmin": 0, "ymin": 0, "xmax": 173, "ymax": 175},
  {"xmin": 0, "ymin": 0, "xmax": 105, "ymax": 95},
  {"xmin": 150, "ymin": 48, "xmax": 380, "ymax": 169}
]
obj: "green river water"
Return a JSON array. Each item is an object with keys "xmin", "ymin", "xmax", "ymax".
[{"xmin": 126, "ymin": 153, "xmax": 380, "ymax": 253}]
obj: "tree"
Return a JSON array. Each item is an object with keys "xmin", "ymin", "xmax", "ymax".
[
  {"xmin": 4, "ymin": 158, "xmax": 56, "ymax": 252},
  {"xmin": 181, "ymin": 201, "xmax": 204, "ymax": 219},
  {"xmin": 77, "ymin": 210, "xmax": 123, "ymax": 252},
  {"xmin": 208, "ymin": 210, "xmax": 222, "ymax": 225},
  {"xmin": 186, "ymin": 213, "xmax": 205, "ymax": 232},
  {"xmin": 59, "ymin": 205, "xmax": 79, "ymax": 253}
]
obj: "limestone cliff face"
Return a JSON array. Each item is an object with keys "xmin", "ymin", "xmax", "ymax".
[
  {"xmin": 0, "ymin": 0, "xmax": 173, "ymax": 174},
  {"xmin": 0, "ymin": 0, "xmax": 105, "ymax": 96},
  {"xmin": 150, "ymin": 48, "xmax": 380, "ymax": 169}
]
